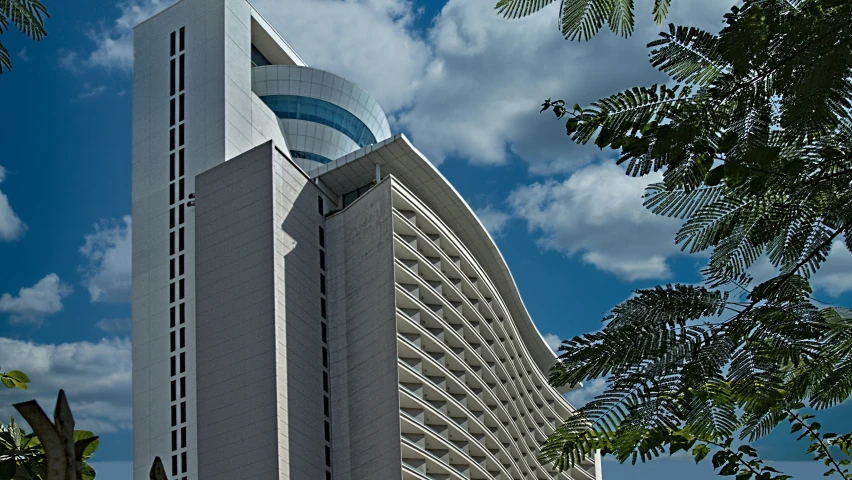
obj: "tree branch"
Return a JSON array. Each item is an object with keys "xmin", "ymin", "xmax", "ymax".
[{"xmin": 785, "ymin": 409, "xmax": 847, "ymax": 478}]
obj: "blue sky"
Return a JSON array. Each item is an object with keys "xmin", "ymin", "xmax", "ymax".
[{"xmin": 1, "ymin": 0, "xmax": 851, "ymax": 478}]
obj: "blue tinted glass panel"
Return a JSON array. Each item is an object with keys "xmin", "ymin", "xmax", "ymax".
[
  {"xmin": 251, "ymin": 45, "xmax": 271, "ymax": 67},
  {"xmin": 291, "ymin": 150, "xmax": 333, "ymax": 165},
  {"xmin": 259, "ymin": 95, "xmax": 376, "ymax": 148}
]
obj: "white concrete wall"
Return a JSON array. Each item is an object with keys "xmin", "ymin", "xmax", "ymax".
[
  {"xmin": 194, "ymin": 141, "xmax": 333, "ymax": 479},
  {"xmin": 132, "ymin": 1, "xmax": 300, "ymax": 478},
  {"xmin": 325, "ymin": 180, "xmax": 402, "ymax": 480}
]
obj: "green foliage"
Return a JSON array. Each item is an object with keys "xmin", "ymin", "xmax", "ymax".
[
  {"xmin": 0, "ymin": 418, "xmax": 99, "ymax": 480},
  {"xmin": 495, "ymin": 0, "xmax": 670, "ymax": 40},
  {"xmin": 0, "ymin": 370, "xmax": 29, "ymax": 391},
  {"xmin": 535, "ymin": 0, "xmax": 852, "ymax": 475},
  {"xmin": 0, "ymin": 0, "xmax": 49, "ymax": 73}
]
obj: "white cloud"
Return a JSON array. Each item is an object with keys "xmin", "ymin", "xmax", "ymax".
[
  {"xmin": 0, "ymin": 337, "xmax": 131, "ymax": 433},
  {"xmin": 543, "ymin": 333, "xmax": 561, "ymax": 352},
  {"xmin": 60, "ymin": 0, "xmax": 173, "ymax": 72},
  {"xmin": 252, "ymin": 0, "xmax": 432, "ymax": 113},
  {"xmin": 810, "ymin": 240, "xmax": 852, "ymax": 297},
  {"xmin": 73, "ymin": 0, "xmax": 734, "ymax": 174},
  {"xmin": 77, "ymin": 83, "xmax": 107, "ymax": 100},
  {"xmin": 17, "ymin": 47, "xmax": 29, "ymax": 62},
  {"xmin": 475, "ymin": 204, "xmax": 511, "ymax": 237},
  {"xmin": 95, "ymin": 317, "xmax": 132, "ymax": 332},
  {"xmin": 563, "ymin": 377, "xmax": 607, "ymax": 409},
  {"xmin": 508, "ymin": 162, "xmax": 684, "ymax": 281},
  {"xmin": 0, "ymin": 274, "xmax": 72, "ymax": 325},
  {"xmin": 0, "ymin": 165, "xmax": 27, "ymax": 241},
  {"xmin": 79, "ymin": 216, "xmax": 132, "ymax": 303}
]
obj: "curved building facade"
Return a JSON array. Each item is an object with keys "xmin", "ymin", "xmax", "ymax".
[
  {"xmin": 252, "ymin": 65, "xmax": 392, "ymax": 171},
  {"xmin": 131, "ymin": 1, "xmax": 600, "ymax": 479}
]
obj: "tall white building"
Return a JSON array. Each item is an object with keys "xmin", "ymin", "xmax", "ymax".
[{"xmin": 131, "ymin": 1, "xmax": 600, "ymax": 479}]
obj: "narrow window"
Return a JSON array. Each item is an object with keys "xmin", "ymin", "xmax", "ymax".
[
  {"xmin": 180, "ymin": 352, "xmax": 186, "ymax": 373},
  {"xmin": 321, "ymin": 322, "xmax": 327, "ymax": 343},
  {"xmin": 170, "ymin": 182, "xmax": 176, "ymax": 205},
  {"xmin": 170, "ymin": 59, "xmax": 176, "ymax": 96},
  {"xmin": 170, "ymin": 98, "xmax": 176, "ymax": 126},
  {"xmin": 170, "ymin": 283, "xmax": 176, "ymax": 303},
  {"xmin": 170, "ymin": 231, "xmax": 176, "ymax": 256},
  {"xmin": 181, "ymin": 427, "xmax": 187, "ymax": 448},
  {"xmin": 323, "ymin": 372, "xmax": 329, "ymax": 392},
  {"xmin": 179, "ymin": 303, "xmax": 185, "ymax": 324},
  {"xmin": 324, "ymin": 396, "xmax": 329, "ymax": 416},
  {"xmin": 179, "ymin": 204, "xmax": 185, "ymax": 225},
  {"xmin": 179, "ymin": 328, "xmax": 186, "ymax": 349},
  {"xmin": 319, "ymin": 250, "xmax": 325, "ymax": 270},
  {"xmin": 170, "ymin": 208, "xmax": 175, "ymax": 229},
  {"xmin": 326, "ymin": 472, "xmax": 331, "ymax": 480},
  {"xmin": 179, "ymin": 178, "xmax": 185, "ymax": 201},
  {"xmin": 325, "ymin": 446, "xmax": 331, "ymax": 467},
  {"xmin": 170, "ymin": 380, "xmax": 176, "ymax": 402},
  {"xmin": 322, "ymin": 347, "xmax": 328, "ymax": 368},
  {"xmin": 178, "ymin": 228, "xmax": 185, "ymax": 251},
  {"xmin": 171, "ymin": 405, "xmax": 177, "ymax": 426},
  {"xmin": 170, "ymin": 258, "xmax": 176, "ymax": 279},
  {"xmin": 318, "ymin": 226, "xmax": 325, "ymax": 247},
  {"xmin": 179, "ymin": 94, "xmax": 185, "ymax": 122},
  {"xmin": 170, "ymin": 331, "xmax": 176, "ymax": 353},
  {"xmin": 179, "ymin": 255, "xmax": 185, "ymax": 275},
  {"xmin": 318, "ymin": 196, "xmax": 324, "ymax": 215},
  {"xmin": 178, "ymin": 124, "xmax": 185, "ymax": 147},
  {"xmin": 170, "ymin": 153, "xmax": 176, "ymax": 181},
  {"xmin": 179, "ymin": 55, "xmax": 185, "ymax": 91},
  {"xmin": 179, "ymin": 27, "xmax": 185, "ymax": 51},
  {"xmin": 169, "ymin": 128, "xmax": 176, "ymax": 151},
  {"xmin": 180, "ymin": 402, "xmax": 186, "ymax": 423},
  {"xmin": 180, "ymin": 377, "xmax": 186, "ymax": 398},
  {"xmin": 170, "ymin": 307, "xmax": 176, "ymax": 328},
  {"xmin": 172, "ymin": 455, "xmax": 178, "ymax": 476},
  {"xmin": 171, "ymin": 430, "xmax": 177, "ymax": 451},
  {"xmin": 320, "ymin": 274, "xmax": 326, "ymax": 295},
  {"xmin": 170, "ymin": 31, "xmax": 176, "ymax": 57},
  {"xmin": 324, "ymin": 420, "xmax": 330, "ymax": 441},
  {"xmin": 320, "ymin": 298, "xmax": 327, "ymax": 319},
  {"xmin": 179, "ymin": 279, "xmax": 185, "ymax": 300},
  {"xmin": 170, "ymin": 356, "xmax": 176, "ymax": 376},
  {"xmin": 179, "ymin": 149, "xmax": 185, "ymax": 176},
  {"xmin": 181, "ymin": 451, "xmax": 187, "ymax": 473}
]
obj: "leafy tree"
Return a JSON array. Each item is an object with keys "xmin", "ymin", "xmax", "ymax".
[
  {"xmin": 0, "ymin": 370, "xmax": 29, "ymax": 391},
  {"xmin": 0, "ymin": 0, "xmax": 49, "ymax": 73},
  {"xmin": 494, "ymin": 0, "xmax": 852, "ymax": 475},
  {"xmin": 495, "ymin": 0, "xmax": 675, "ymax": 41},
  {"xmin": 0, "ymin": 418, "xmax": 99, "ymax": 480}
]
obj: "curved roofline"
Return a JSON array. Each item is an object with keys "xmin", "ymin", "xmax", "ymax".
[
  {"xmin": 312, "ymin": 134, "xmax": 563, "ymax": 377},
  {"xmin": 252, "ymin": 65, "xmax": 392, "ymax": 142}
]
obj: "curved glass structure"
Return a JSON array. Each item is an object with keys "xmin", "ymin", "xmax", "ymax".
[
  {"xmin": 251, "ymin": 65, "xmax": 391, "ymax": 170},
  {"xmin": 261, "ymin": 95, "xmax": 377, "ymax": 148},
  {"xmin": 291, "ymin": 149, "xmax": 333, "ymax": 165}
]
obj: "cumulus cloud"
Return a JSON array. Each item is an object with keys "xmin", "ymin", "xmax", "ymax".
[
  {"xmin": 0, "ymin": 165, "xmax": 27, "ymax": 241},
  {"xmin": 0, "ymin": 337, "xmax": 131, "ymax": 433},
  {"xmin": 508, "ymin": 162, "xmax": 684, "ymax": 281},
  {"xmin": 810, "ymin": 240, "xmax": 852, "ymax": 297},
  {"xmin": 563, "ymin": 377, "xmax": 607, "ymax": 409},
  {"xmin": 543, "ymin": 333, "xmax": 561, "ymax": 352},
  {"xmin": 79, "ymin": 216, "xmax": 132, "ymax": 303},
  {"xmin": 60, "ymin": 0, "xmax": 172, "ymax": 72},
  {"xmin": 95, "ymin": 317, "xmax": 132, "ymax": 332},
  {"xmin": 72, "ymin": 0, "xmax": 735, "ymax": 174},
  {"xmin": 475, "ymin": 204, "xmax": 511, "ymax": 237},
  {"xmin": 0, "ymin": 274, "xmax": 72, "ymax": 325}
]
